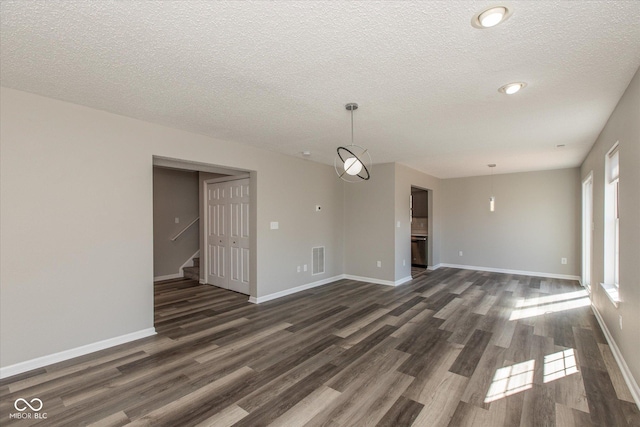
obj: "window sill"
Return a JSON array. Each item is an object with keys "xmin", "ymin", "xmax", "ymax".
[{"xmin": 600, "ymin": 283, "xmax": 620, "ymax": 308}]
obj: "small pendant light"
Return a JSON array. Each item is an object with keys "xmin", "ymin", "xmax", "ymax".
[{"xmin": 488, "ymin": 164, "xmax": 496, "ymax": 212}]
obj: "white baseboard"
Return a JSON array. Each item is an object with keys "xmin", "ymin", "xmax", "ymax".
[
  {"xmin": 248, "ymin": 273, "xmax": 415, "ymax": 304},
  {"xmin": 154, "ymin": 273, "xmax": 183, "ymax": 282},
  {"xmin": 395, "ymin": 276, "xmax": 413, "ymax": 286},
  {"xmin": 343, "ymin": 274, "xmax": 413, "ymax": 287},
  {"xmin": 0, "ymin": 328, "xmax": 157, "ymax": 380},
  {"xmin": 591, "ymin": 305, "xmax": 640, "ymax": 408},
  {"xmin": 249, "ymin": 275, "xmax": 344, "ymax": 304},
  {"xmin": 343, "ymin": 274, "xmax": 395, "ymax": 287},
  {"xmin": 438, "ymin": 263, "xmax": 580, "ymax": 281},
  {"xmin": 154, "ymin": 250, "xmax": 200, "ymax": 282},
  {"xmin": 428, "ymin": 263, "xmax": 442, "ymax": 271}
]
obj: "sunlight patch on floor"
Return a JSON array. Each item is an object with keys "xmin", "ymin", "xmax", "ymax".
[
  {"xmin": 484, "ymin": 359, "xmax": 535, "ymax": 403},
  {"xmin": 544, "ymin": 348, "xmax": 579, "ymax": 383},
  {"xmin": 510, "ymin": 294, "xmax": 590, "ymax": 321}
]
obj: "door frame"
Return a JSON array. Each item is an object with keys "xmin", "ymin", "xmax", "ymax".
[
  {"xmin": 151, "ymin": 155, "xmax": 257, "ymax": 302},
  {"xmin": 410, "ymin": 185, "xmax": 433, "ymax": 268},
  {"xmin": 582, "ymin": 171, "xmax": 593, "ymax": 291},
  {"xmin": 202, "ymin": 174, "xmax": 251, "ymax": 288}
]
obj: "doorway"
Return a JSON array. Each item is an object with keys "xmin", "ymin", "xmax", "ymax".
[
  {"xmin": 152, "ymin": 156, "xmax": 255, "ymax": 301},
  {"xmin": 411, "ymin": 187, "xmax": 429, "ymax": 275}
]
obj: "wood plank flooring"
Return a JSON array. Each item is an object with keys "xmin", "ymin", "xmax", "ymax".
[{"xmin": 1, "ymin": 268, "xmax": 638, "ymax": 426}]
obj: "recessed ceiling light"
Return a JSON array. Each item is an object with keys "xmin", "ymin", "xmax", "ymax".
[
  {"xmin": 498, "ymin": 82, "xmax": 527, "ymax": 95},
  {"xmin": 472, "ymin": 6, "xmax": 512, "ymax": 29}
]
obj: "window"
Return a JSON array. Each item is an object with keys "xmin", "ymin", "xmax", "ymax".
[{"xmin": 603, "ymin": 143, "xmax": 620, "ymax": 305}]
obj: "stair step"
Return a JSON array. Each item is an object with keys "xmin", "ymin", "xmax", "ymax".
[
  {"xmin": 183, "ymin": 266, "xmax": 199, "ymax": 280},
  {"xmin": 192, "ymin": 257, "xmax": 200, "ymax": 267}
]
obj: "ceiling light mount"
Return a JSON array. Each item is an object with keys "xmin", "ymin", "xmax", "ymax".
[
  {"xmin": 498, "ymin": 82, "xmax": 527, "ymax": 95},
  {"xmin": 472, "ymin": 6, "xmax": 512, "ymax": 29},
  {"xmin": 335, "ymin": 103, "xmax": 371, "ymax": 182}
]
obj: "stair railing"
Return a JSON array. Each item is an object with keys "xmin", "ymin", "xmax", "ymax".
[{"xmin": 170, "ymin": 217, "xmax": 199, "ymax": 242}]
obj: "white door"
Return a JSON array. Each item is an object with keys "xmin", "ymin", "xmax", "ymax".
[
  {"xmin": 228, "ymin": 179, "xmax": 250, "ymax": 294},
  {"xmin": 206, "ymin": 178, "xmax": 250, "ymax": 295},
  {"xmin": 207, "ymin": 183, "xmax": 228, "ymax": 289}
]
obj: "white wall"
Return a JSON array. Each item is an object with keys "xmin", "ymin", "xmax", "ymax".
[
  {"xmin": 440, "ymin": 168, "xmax": 581, "ymax": 277},
  {"xmin": 0, "ymin": 87, "xmax": 344, "ymax": 368},
  {"xmin": 580, "ymin": 66, "xmax": 640, "ymax": 389}
]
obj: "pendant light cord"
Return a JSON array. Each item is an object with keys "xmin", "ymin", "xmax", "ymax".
[{"xmin": 350, "ymin": 108, "xmax": 354, "ymax": 145}]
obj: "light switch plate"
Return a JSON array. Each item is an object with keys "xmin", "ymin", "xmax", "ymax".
[{"xmin": 270, "ymin": 221, "xmax": 279, "ymax": 230}]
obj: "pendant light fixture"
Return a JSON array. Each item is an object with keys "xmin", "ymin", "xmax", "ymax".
[
  {"xmin": 488, "ymin": 164, "xmax": 496, "ymax": 212},
  {"xmin": 335, "ymin": 103, "xmax": 371, "ymax": 182}
]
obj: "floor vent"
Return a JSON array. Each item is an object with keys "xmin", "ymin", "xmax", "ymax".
[{"xmin": 312, "ymin": 246, "xmax": 325, "ymax": 275}]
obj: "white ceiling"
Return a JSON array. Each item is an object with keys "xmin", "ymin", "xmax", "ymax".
[{"xmin": 1, "ymin": 1, "xmax": 639, "ymax": 178}]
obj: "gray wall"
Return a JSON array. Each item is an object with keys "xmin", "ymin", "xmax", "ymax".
[
  {"xmin": 441, "ymin": 168, "xmax": 581, "ymax": 277},
  {"xmin": 0, "ymin": 87, "xmax": 345, "ymax": 367},
  {"xmin": 344, "ymin": 163, "xmax": 396, "ymax": 282},
  {"xmin": 580, "ymin": 66, "xmax": 640, "ymax": 385},
  {"xmin": 153, "ymin": 167, "xmax": 199, "ymax": 278}
]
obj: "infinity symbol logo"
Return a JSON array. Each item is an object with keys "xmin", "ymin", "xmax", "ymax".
[{"xmin": 14, "ymin": 398, "xmax": 43, "ymax": 412}]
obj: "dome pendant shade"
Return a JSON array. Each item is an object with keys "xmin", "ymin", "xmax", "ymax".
[{"xmin": 335, "ymin": 103, "xmax": 372, "ymax": 182}]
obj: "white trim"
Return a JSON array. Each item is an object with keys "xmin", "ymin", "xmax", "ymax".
[
  {"xmin": 599, "ymin": 282, "xmax": 620, "ymax": 308},
  {"xmin": 153, "ymin": 250, "xmax": 200, "ymax": 282},
  {"xmin": 395, "ymin": 276, "xmax": 413, "ymax": 286},
  {"xmin": 204, "ymin": 174, "xmax": 250, "ymax": 185},
  {"xmin": 154, "ymin": 272, "xmax": 183, "ymax": 282},
  {"xmin": 180, "ymin": 250, "xmax": 200, "ymax": 271},
  {"xmin": 591, "ymin": 305, "xmax": 640, "ymax": 408},
  {"xmin": 0, "ymin": 328, "xmax": 157, "ymax": 380},
  {"xmin": 343, "ymin": 274, "xmax": 413, "ymax": 287},
  {"xmin": 248, "ymin": 275, "xmax": 344, "ymax": 304},
  {"xmin": 438, "ymin": 263, "xmax": 580, "ymax": 281},
  {"xmin": 428, "ymin": 263, "xmax": 442, "ymax": 271},
  {"xmin": 248, "ymin": 273, "xmax": 416, "ymax": 304}
]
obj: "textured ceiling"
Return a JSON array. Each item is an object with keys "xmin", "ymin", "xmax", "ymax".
[{"xmin": 1, "ymin": 1, "xmax": 639, "ymax": 178}]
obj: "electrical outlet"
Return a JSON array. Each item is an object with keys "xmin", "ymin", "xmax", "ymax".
[
  {"xmin": 561, "ymin": 258, "xmax": 567, "ymax": 265},
  {"xmin": 403, "ymin": 260, "xmax": 406, "ymax": 266},
  {"xmin": 377, "ymin": 261, "xmax": 382, "ymax": 268},
  {"xmin": 175, "ymin": 217, "xmax": 180, "ymax": 224},
  {"xmin": 458, "ymin": 251, "xmax": 463, "ymax": 257},
  {"xmin": 303, "ymin": 264, "xmax": 308, "ymax": 272},
  {"xmin": 297, "ymin": 266, "xmax": 301, "ymax": 273},
  {"xmin": 397, "ymin": 221, "xmax": 401, "ymax": 228}
]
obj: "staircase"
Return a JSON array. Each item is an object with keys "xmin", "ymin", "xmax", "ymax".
[{"xmin": 183, "ymin": 257, "xmax": 200, "ymax": 281}]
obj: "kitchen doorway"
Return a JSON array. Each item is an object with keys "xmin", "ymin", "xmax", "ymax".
[{"xmin": 411, "ymin": 187, "xmax": 429, "ymax": 276}]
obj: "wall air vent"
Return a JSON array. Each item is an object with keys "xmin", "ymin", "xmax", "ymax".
[{"xmin": 312, "ymin": 246, "xmax": 325, "ymax": 275}]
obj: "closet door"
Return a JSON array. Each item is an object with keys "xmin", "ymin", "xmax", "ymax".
[
  {"xmin": 206, "ymin": 178, "xmax": 250, "ymax": 295},
  {"xmin": 228, "ymin": 179, "xmax": 250, "ymax": 294},
  {"xmin": 207, "ymin": 182, "xmax": 228, "ymax": 289}
]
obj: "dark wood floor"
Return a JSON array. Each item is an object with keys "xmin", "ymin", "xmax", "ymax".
[{"xmin": 1, "ymin": 268, "xmax": 638, "ymax": 426}]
